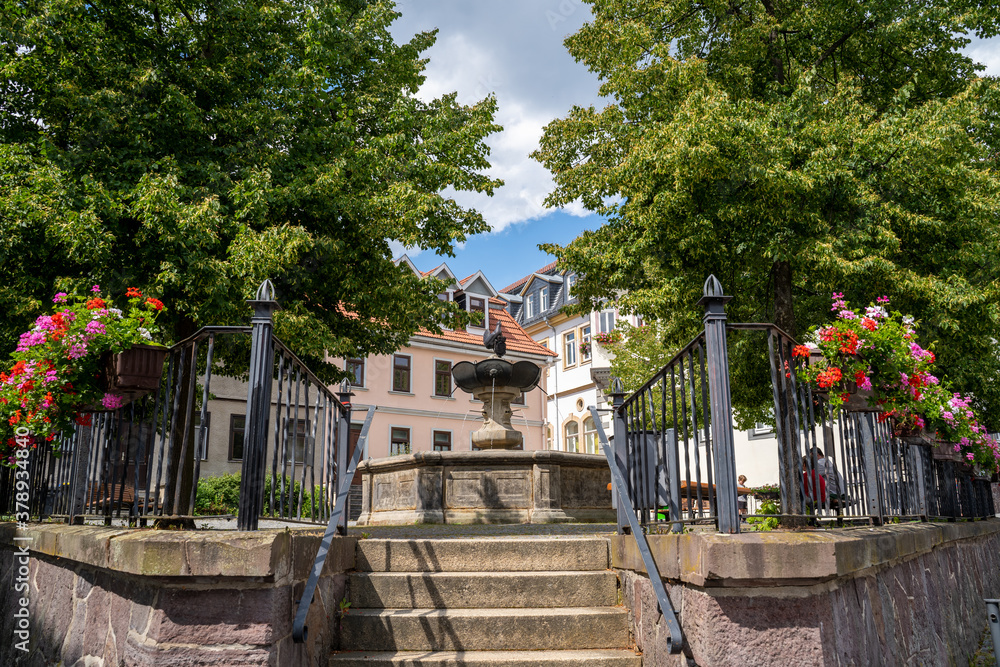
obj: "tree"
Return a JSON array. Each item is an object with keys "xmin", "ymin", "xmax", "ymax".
[
  {"xmin": 534, "ymin": 0, "xmax": 1000, "ymax": 426},
  {"xmin": 0, "ymin": 0, "xmax": 501, "ymax": 376}
]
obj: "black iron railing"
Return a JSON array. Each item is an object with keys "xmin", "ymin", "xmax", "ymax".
[{"xmin": 604, "ymin": 276, "xmax": 994, "ymax": 543}]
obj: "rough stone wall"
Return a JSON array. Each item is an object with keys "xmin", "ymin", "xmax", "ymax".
[
  {"xmin": 0, "ymin": 528, "xmax": 352, "ymax": 667},
  {"xmin": 619, "ymin": 526, "xmax": 1000, "ymax": 666}
]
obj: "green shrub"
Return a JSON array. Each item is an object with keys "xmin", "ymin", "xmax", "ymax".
[
  {"xmin": 194, "ymin": 472, "xmax": 326, "ymax": 518},
  {"xmin": 195, "ymin": 472, "xmax": 242, "ymax": 515}
]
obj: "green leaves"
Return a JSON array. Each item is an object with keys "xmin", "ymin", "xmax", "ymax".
[
  {"xmin": 536, "ymin": 0, "xmax": 1000, "ymax": 426},
  {"xmin": 0, "ymin": 0, "xmax": 502, "ymax": 379}
]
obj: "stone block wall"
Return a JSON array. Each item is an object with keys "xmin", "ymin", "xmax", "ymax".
[
  {"xmin": 613, "ymin": 521, "xmax": 1000, "ymax": 666},
  {"xmin": 0, "ymin": 524, "xmax": 356, "ymax": 666}
]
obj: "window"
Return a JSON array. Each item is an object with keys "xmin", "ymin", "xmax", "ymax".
[
  {"xmin": 346, "ymin": 357, "xmax": 365, "ymax": 387},
  {"xmin": 580, "ymin": 324, "xmax": 592, "ymax": 362},
  {"xmin": 749, "ymin": 423, "xmax": 775, "ymax": 440},
  {"xmin": 283, "ymin": 418, "xmax": 309, "ymax": 464},
  {"xmin": 565, "ymin": 421, "xmax": 580, "ymax": 453},
  {"xmin": 393, "ymin": 355, "xmax": 411, "ymax": 393},
  {"xmin": 228, "ymin": 415, "xmax": 246, "ymax": 461},
  {"xmin": 566, "ymin": 274, "xmax": 576, "ymax": 295},
  {"xmin": 539, "ymin": 286, "xmax": 549, "ymax": 312},
  {"xmin": 546, "ymin": 425, "xmax": 553, "ymax": 450},
  {"xmin": 194, "ymin": 412, "xmax": 211, "ymax": 460},
  {"xmin": 434, "ymin": 360, "xmax": 452, "ymax": 397},
  {"xmin": 390, "ymin": 427, "xmax": 411, "ymax": 456},
  {"xmin": 513, "ymin": 389, "xmax": 525, "ymax": 405},
  {"xmin": 563, "ymin": 331, "xmax": 577, "ymax": 367},
  {"xmin": 525, "ymin": 293, "xmax": 536, "ymax": 319},
  {"xmin": 433, "ymin": 431, "xmax": 452, "ymax": 451},
  {"xmin": 599, "ymin": 309, "xmax": 616, "ymax": 334},
  {"xmin": 469, "ymin": 297, "xmax": 486, "ymax": 327},
  {"xmin": 583, "ymin": 417, "xmax": 597, "ymax": 454}
]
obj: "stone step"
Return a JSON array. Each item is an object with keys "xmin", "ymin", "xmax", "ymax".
[
  {"xmin": 329, "ymin": 649, "xmax": 643, "ymax": 666},
  {"xmin": 355, "ymin": 537, "xmax": 609, "ymax": 573},
  {"xmin": 339, "ymin": 607, "xmax": 631, "ymax": 652},
  {"xmin": 349, "ymin": 570, "xmax": 619, "ymax": 609}
]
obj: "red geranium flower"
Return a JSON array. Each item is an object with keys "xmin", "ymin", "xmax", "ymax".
[
  {"xmin": 126, "ymin": 287, "xmax": 143, "ymax": 298},
  {"xmin": 146, "ymin": 297, "xmax": 164, "ymax": 311}
]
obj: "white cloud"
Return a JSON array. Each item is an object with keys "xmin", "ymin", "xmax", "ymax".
[{"xmin": 391, "ymin": 1, "xmax": 601, "ymax": 235}]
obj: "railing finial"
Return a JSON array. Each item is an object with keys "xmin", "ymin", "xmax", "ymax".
[{"xmin": 247, "ymin": 279, "xmax": 282, "ymax": 321}]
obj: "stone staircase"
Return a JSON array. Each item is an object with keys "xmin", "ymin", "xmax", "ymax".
[{"xmin": 330, "ymin": 536, "xmax": 641, "ymax": 666}]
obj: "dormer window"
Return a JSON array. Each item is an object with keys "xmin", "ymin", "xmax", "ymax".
[
  {"xmin": 469, "ymin": 297, "xmax": 486, "ymax": 328},
  {"xmin": 539, "ymin": 286, "xmax": 549, "ymax": 312},
  {"xmin": 566, "ymin": 274, "xmax": 576, "ymax": 295},
  {"xmin": 525, "ymin": 293, "xmax": 537, "ymax": 319}
]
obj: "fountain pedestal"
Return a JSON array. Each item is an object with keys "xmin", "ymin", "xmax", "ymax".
[{"xmin": 471, "ymin": 385, "xmax": 522, "ymax": 449}]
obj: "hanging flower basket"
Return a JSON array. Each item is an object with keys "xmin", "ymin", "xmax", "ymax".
[{"xmin": 1, "ymin": 286, "xmax": 169, "ymax": 463}]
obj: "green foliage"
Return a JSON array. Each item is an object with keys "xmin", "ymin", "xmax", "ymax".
[
  {"xmin": 534, "ymin": 0, "xmax": 1000, "ymax": 428},
  {"xmin": 194, "ymin": 473, "xmax": 242, "ymax": 515},
  {"xmin": 194, "ymin": 472, "xmax": 325, "ymax": 517},
  {"xmin": 0, "ymin": 0, "xmax": 502, "ymax": 380},
  {"xmin": 747, "ymin": 499, "xmax": 780, "ymax": 532}
]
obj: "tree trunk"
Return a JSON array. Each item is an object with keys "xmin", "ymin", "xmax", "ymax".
[
  {"xmin": 770, "ymin": 260, "xmax": 807, "ymax": 526},
  {"xmin": 771, "ymin": 260, "xmax": 796, "ymax": 336}
]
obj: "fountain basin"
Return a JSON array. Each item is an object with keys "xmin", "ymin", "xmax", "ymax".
[{"xmin": 355, "ymin": 450, "xmax": 614, "ymax": 525}]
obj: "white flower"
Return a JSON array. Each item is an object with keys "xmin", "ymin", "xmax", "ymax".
[
  {"xmin": 138, "ymin": 327, "xmax": 152, "ymax": 341},
  {"xmin": 108, "ymin": 308, "xmax": 123, "ymax": 318},
  {"xmin": 805, "ymin": 342, "xmax": 819, "ymax": 350}
]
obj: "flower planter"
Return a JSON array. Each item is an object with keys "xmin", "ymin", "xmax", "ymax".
[
  {"xmin": 82, "ymin": 344, "xmax": 169, "ymax": 411},
  {"xmin": 931, "ymin": 440, "xmax": 963, "ymax": 462},
  {"xmin": 841, "ymin": 384, "xmax": 880, "ymax": 412},
  {"xmin": 891, "ymin": 420, "xmax": 934, "ymax": 446},
  {"xmin": 108, "ymin": 344, "xmax": 169, "ymax": 393}
]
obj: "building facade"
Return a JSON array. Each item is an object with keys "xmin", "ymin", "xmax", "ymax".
[{"xmin": 499, "ymin": 262, "xmax": 642, "ymax": 454}]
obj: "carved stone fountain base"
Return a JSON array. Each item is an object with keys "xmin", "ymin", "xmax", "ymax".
[
  {"xmin": 470, "ymin": 384, "xmax": 523, "ymax": 449},
  {"xmin": 355, "ymin": 450, "xmax": 614, "ymax": 525}
]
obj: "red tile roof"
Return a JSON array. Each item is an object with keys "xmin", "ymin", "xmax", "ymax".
[
  {"xmin": 459, "ymin": 273, "xmax": 476, "ymax": 286},
  {"xmin": 500, "ymin": 260, "xmax": 559, "ymax": 293},
  {"xmin": 415, "ymin": 305, "xmax": 554, "ymax": 357}
]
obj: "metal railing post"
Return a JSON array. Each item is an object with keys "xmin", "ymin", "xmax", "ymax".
[
  {"xmin": 610, "ymin": 377, "xmax": 629, "ymax": 534},
  {"xmin": 697, "ymin": 275, "xmax": 739, "ymax": 534},
  {"xmin": 987, "ymin": 599, "xmax": 1000, "ymax": 662},
  {"xmin": 857, "ymin": 413, "xmax": 884, "ymax": 525},
  {"xmin": 238, "ymin": 280, "xmax": 281, "ymax": 531},
  {"xmin": 336, "ymin": 381, "xmax": 354, "ymax": 533}
]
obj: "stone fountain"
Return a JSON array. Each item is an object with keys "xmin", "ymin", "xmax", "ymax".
[
  {"xmin": 451, "ymin": 325, "xmax": 541, "ymax": 450},
  {"xmin": 355, "ymin": 323, "xmax": 613, "ymax": 525}
]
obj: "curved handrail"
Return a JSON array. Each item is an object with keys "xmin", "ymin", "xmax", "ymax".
[
  {"xmin": 591, "ymin": 406, "xmax": 684, "ymax": 654},
  {"xmin": 292, "ymin": 405, "xmax": 375, "ymax": 643}
]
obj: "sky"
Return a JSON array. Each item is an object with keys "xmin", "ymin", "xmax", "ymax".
[{"xmin": 388, "ymin": 1, "xmax": 1000, "ymax": 292}]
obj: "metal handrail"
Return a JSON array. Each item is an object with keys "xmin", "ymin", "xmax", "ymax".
[
  {"xmin": 292, "ymin": 404, "xmax": 375, "ymax": 643},
  {"xmin": 591, "ymin": 406, "xmax": 683, "ymax": 654}
]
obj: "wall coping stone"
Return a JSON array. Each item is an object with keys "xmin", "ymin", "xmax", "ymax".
[
  {"xmin": 0, "ymin": 522, "xmax": 355, "ymax": 583},
  {"xmin": 611, "ymin": 519, "xmax": 1000, "ymax": 587},
  {"xmin": 357, "ymin": 449, "xmax": 608, "ymax": 474}
]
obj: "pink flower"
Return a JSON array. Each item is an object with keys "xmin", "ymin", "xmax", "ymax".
[
  {"xmin": 838, "ymin": 310, "xmax": 857, "ymax": 320},
  {"xmin": 101, "ymin": 393, "xmax": 125, "ymax": 411},
  {"xmin": 91, "ymin": 285, "xmax": 101, "ymax": 293},
  {"xmin": 877, "ymin": 296, "xmax": 890, "ymax": 304},
  {"xmin": 53, "ymin": 292, "xmax": 68, "ymax": 303}
]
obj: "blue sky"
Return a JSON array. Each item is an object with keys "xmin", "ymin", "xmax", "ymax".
[{"xmin": 389, "ymin": 1, "xmax": 1000, "ymax": 291}]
